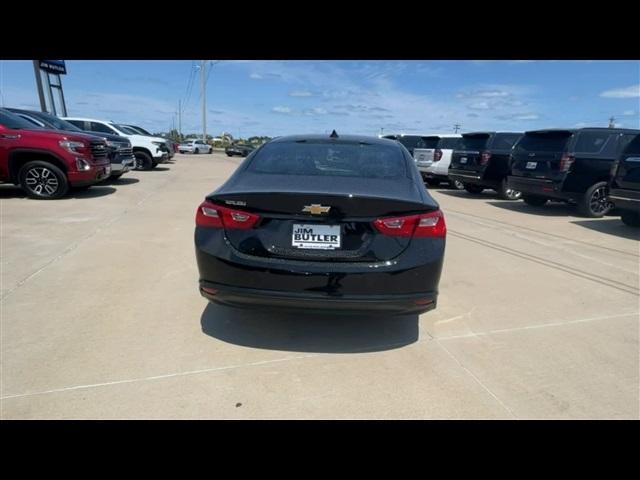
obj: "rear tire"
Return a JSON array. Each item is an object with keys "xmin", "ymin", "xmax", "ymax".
[
  {"xmin": 19, "ymin": 161, "xmax": 69, "ymax": 200},
  {"xmin": 497, "ymin": 178, "xmax": 522, "ymax": 200},
  {"xmin": 464, "ymin": 184, "xmax": 484, "ymax": 194},
  {"xmin": 134, "ymin": 151, "xmax": 154, "ymax": 171},
  {"xmin": 620, "ymin": 211, "xmax": 640, "ymax": 227},
  {"xmin": 578, "ymin": 181, "xmax": 612, "ymax": 218},
  {"xmin": 522, "ymin": 195, "xmax": 548, "ymax": 207}
]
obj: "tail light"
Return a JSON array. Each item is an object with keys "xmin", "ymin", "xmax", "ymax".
[
  {"xmin": 559, "ymin": 153, "xmax": 575, "ymax": 172},
  {"xmin": 479, "ymin": 151, "xmax": 492, "ymax": 166},
  {"xmin": 195, "ymin": 200, "xmax": 260, "ymax": 229},
  {"xmin": 433, "ymin": 149, "xmax": 443, "ymax": 162},
  {"xmin": 373, "ymin": 210, "xmax": 446, "ymax": 238}
]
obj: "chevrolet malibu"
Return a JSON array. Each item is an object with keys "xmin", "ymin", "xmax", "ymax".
[{"xmin": 194, "ymin": 133, "xmax": 446, "ymax": 315}]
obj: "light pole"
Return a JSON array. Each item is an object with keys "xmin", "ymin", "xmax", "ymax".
[{"xmin": 201, "ymin": 60, "xmax": 206, "ymax": 143}]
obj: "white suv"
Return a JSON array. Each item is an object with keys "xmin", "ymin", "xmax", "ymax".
[
  {"xmin": 415, "ymin": 134, "xmax": 464, "ymax": 189},
  {"xmin": 63, "ymin": 117, "xmax": 169, "ymax": 170}
]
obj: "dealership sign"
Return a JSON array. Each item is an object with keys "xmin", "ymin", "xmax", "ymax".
[{"xmin": 38, "ymin": 60, "xmax": 67, "ymax": 75}]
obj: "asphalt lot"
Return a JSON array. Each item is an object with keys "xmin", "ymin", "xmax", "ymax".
[{"xmin": 1, "ymin": 151, "xmax": 638, "ymax": 419}]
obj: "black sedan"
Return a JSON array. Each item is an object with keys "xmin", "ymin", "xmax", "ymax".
[
  {"xmin": 195, "ymin": 132, "xmax": 446, "ymax": 315},
  {"xmin": 225, "ymin": 143, "xmax": 255, "ymax": 157}
]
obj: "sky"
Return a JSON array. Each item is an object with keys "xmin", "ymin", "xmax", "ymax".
[{"xmin": 0, "ymin": 60, "xmax": 638, "ymax": 138}]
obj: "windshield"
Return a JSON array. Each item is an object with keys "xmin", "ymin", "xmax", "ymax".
[
  {"xmin": 0, "ymin": 109, "xmax": 43, "ymax": 130},
  {"xmin": 113, "ymin": 124, "xmax": 139, "ymax": 135},
  {"xmin": 247, "ymin": 141, "xmax": 407, "ymax": 178},
  {"xmin": 32, "ymin": 112, "xmax": 83, "ymax": 132},
  {"xmin": 130, "ymin": 125, "xmax": 151, "ymax": 135}
]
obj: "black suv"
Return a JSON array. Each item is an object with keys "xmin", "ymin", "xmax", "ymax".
[
  {"xmin": 225, "ymin": 143, "xmax": 255, "ymax": 157},
  {"xmin": 609, "ymin": 133, "xmax": 640, "ymax": 226},
  {"xmin": 508, "ymin": 128, "xmax": 639, "ymax": 217},
  {"xmin": 448, "ymin": 132, "xmax": 523, "ymax": 200},
  {"xmin": 7, "ymin": 108, "xmax": 135, "ymax": 180}
]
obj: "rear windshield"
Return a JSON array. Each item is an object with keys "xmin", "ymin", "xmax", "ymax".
[
  {"xmin": 459, "ymin": 134, "xmax": 491, "ymax": 151},
  {"xmin": 514, "ymin": 132, "xmax": 573, "ymax": 153},
  {"xmin": 247, "ymin": 141, "xmax": 407, "ymax": 178},
  {"xmin": 438, "ymin": 138, "xmax": 462, "ymax": 150},
  {"xmin": 0, "ymin": 110, "xmax": 41, "ymax": 130},
  {"xmin": 490, "ymin": 133, "xmax": 522, "ymax": 150},
  {"xmin": 396, "ymin": 135, "xmax": 430, "ymax": 150},
  {"xmin": 419, "ymin": 137, "xmax": 440, "ymax": 149}
]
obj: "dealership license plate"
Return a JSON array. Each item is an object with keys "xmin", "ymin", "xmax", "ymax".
[
  {"xmin": 525, "ymin": 161, "xmax": 537, "ymax": 169},
  {"xmin": 459, "ymin": 157, "xmax": 467, "ymax": 164},
  {"xmin": 292, "ymin": 224, "xmax": 341, "ymax": 250}
]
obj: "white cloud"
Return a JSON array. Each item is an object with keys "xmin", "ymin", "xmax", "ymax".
[
  {"xmin": 272, "ymin": 106, "xmax": 292, "ymax": 114},
  {"xmin": 289, "ymin": 90, "xmax": 313, "ymax": 97},
  {"xmin": 514, "ymin": 114, "xmax": 539, "ymax": 120},
  {"xmin": 249, "ymin": 73, "xmax": 263, "ymax": 80},
  {"xmin": 468, "ymin": 102, "xmax": 491, "ymax": 110},
  {"xmin": 622, "ymin": 110, "xmax": 637, "ymax": 116},
  {"xmin": 600, "ymin": 84, "xmax": 640, "ymax": 98}
]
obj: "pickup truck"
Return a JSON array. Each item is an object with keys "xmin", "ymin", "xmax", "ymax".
[{"xmin": 0, "ymin": 108, "xmax": 111, "ymax": 199}]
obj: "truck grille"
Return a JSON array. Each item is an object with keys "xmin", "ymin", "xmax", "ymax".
[
  {"xmin": 90, "ymin": 141, "xmax": 108, "ymax": 159},
  {"xmin": 118, "ymin": 147, "xmax": 133, "ymax": 156}
]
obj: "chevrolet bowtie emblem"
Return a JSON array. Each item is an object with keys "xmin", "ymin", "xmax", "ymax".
[{"xmin": 302, "ymin": 204, "xmax": 331, "ymax": 215}]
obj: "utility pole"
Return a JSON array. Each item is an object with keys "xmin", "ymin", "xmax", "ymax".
[
  {"xmin": 178, "ymin": 99, "xmax": 182, "ymax": 141},
  {"xmin": 454, "ymin": 123, "xmax": 461, "ymax": 133},
  {"xmin": 201, "ymin": 60, "xmax": 206, "ymax": 143},
  {"xmin": 608, "ymin": 116, "xmax": 616, "ymax": 128}
]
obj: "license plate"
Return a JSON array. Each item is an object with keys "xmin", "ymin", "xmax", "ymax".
[
  {"xmin": 525, "ymin": 161, "xmax": 537, "ymax": 169},
  {"xmin": 292, "ymin": 224, "xmax": 341, "ymax": 250},
  {"xmin": 460, "ymin": 157, "xmax": 467, "ymax": 164}
]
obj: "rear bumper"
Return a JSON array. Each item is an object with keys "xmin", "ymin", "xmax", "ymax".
[
  {"xmin": 449, "ymin": 169, "xmax": 499, "ymax": 188},
  {"xmin": 200, "ymin": 282, "xmax": 437, "ymax": 315},
  {"xmin": 195, "ymin": 228, "xmax": 444, "ymax": 314},
  {"xmin": 507, "ymin": 176, "xmax": 571, "ymax": 201},
  {"xmin": 609, "ymin": 188, "xmax": 640, "ymax": 213}
]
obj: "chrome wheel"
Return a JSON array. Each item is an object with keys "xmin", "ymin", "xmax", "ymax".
[
  {"xmin": 504, "ymin": 188, "xmax": 522, "ymax": 200},
  {"xmin": 451, "ymin": 179, "xmax": 465, "ymax": 190},
  {"xmin": 24, "ymin": 167, "xmax": 59, "ymax": 196},
  {"xmin": 589, "ymin": 186, "xmax": 612, "ymax": 215}
]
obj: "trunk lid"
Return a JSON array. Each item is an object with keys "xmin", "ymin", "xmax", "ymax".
[{"xmin": 209, "ymin": 173, "xmax": 435, "ymax": 262}]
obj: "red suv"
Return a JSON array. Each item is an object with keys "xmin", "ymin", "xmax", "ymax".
[{"xmin": 0, "ymin": 108, "xmax": 111, "ymax": 199}]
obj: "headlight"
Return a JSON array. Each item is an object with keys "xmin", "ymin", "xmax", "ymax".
[
  {"xmin": 59, "ymin": 140, "xmax": 87, "ymax": 154},
  {"xmin": 151, "ymin": 141, "xmax": 164, "ymax": 146}
]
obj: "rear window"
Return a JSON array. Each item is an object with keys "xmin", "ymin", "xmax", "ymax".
[
  {"xmin": 247, "ymin": 141, "xmax": 407, "ymax": 178},
  {"xmin": 396, "ymin": 135, "xmax": 429, "ymax": 150},
  {"xmin": 459, "ymin": 134, "xmax": 491, "ymax": 151},
  {"xmin": 0, "ymin": 110, "xmax": 41, "ymax": 130},
  {"xmin": 438, "ymin": 138, "xmax": 462, "ymax": 150},
  {"xmin": 573, "ymin": 131, "xmax": 612, "ymax": 154},
  {"xmin": 514, "ymin": 132, "xmax": 573, "ymax": 153},
  {"xmin": 419, "ymin": 137, "xmax": 440, "ymax": 149},
  {"xmin": 624, "ymin": 135, "xmax": 640, "ymax": 155},
  {"xmin": 490, "ymin": 133, "xmax": 522, "ymax": 150}
]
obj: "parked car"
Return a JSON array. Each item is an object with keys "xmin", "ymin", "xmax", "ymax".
[
  {"xmin": 508, "ymin": 128, "xmax": 640, "ymax": 217},
  {"xmin": 448, "ymin": 132, "xmax": 523, "ymax": 199},
  {"xmin": 178, "ymin": 139, "xmax": 212, "ymax": 154},
  {"xmin": 415, "ymin": 135, "xmax": 464, "ymax": 189},
  {"xmin": 122, "ymin": 124, "xmax": 175, "ymax": 161},
  {"xmin": 195, "ymin": 133, "xmax": 446, "ymax": 315},
  {"xmin": 380, "ymin": 134, "xmax": 430, "ymax": 159},
  {"xmin": 225, "ymin": 143, "xmax": 255, "ymax": 157},
  {"xmin": 62, "ymin": 117, "xmax": 168, "ymax": 170},
  {"xmin": 6, "ymin": 108, "xmax": 134, "ymax": 181},
  {"xmin": 0, "ymin": 109, "xmax": 111, "ymax": 199},
  {"xmin": 609, "ymin": 133, "xmax": 640, "ymax": 226}
]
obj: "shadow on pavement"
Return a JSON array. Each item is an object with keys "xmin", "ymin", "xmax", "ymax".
[
  {"xmin": 571, "ymin": 218, "xmax": 640, "ymax": 241},
  {"xmin": 0, "ymin": 185, "xmax": 117, "ymax": 200},
  {"xmin": 486, "ymin": 200, "xmax": 582, "ymax": 217},
  {"xmin": 103, "ymin": 177, "xmax": 140, "ymax": 186},
  {"xmin": 200, "ymin": 302, "xmax": 419, "ymax": 354}
]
